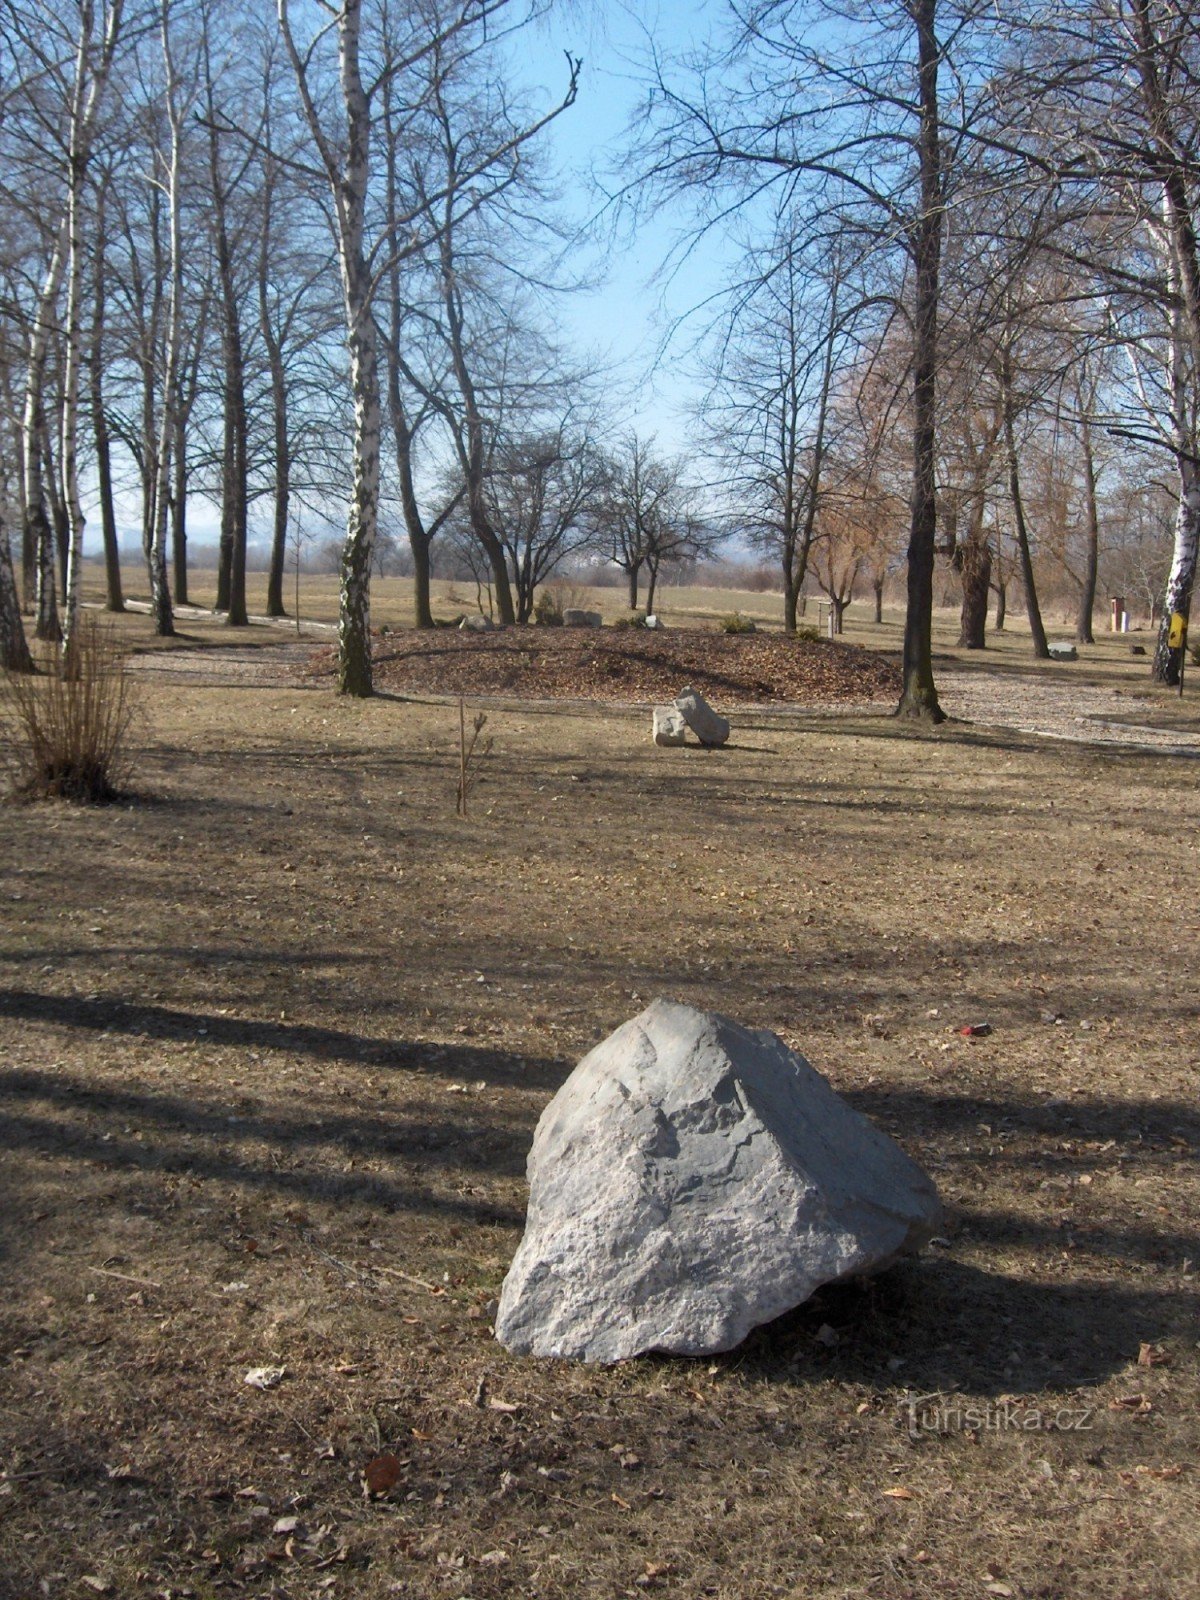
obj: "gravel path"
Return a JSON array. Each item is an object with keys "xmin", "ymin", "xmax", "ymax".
[{"xmin": 938, "ymin": 668, "xmax": 1200, "ymax": 753}]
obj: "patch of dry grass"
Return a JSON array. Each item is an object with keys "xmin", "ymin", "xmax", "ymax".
[{"xmin": 0, "ymin": 625, "xmax": 1197, "ymax": 1599}]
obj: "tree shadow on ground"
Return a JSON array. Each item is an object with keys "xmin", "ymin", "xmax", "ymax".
[{"xmin": 0, "ymin": 987, "xmax": 565, "ymax": 1091}]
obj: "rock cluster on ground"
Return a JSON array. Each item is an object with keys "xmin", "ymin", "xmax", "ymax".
[
  {"xmin": 674, "ymin": 685, "xmax": 730, "ymax": 746},
  {"xmin": 563, "ymin": 609, "xmax": 603, "ymax": 628},
  {"xmin": 494, "ymin": 998, "xmax": 941, "ymax": 1363}
]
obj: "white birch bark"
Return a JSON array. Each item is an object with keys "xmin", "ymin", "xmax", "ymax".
[
  {"xmin": 278, "ymin": 0, "xmax": 378, "ymax": 695},
  {"xmin": 1155, "ymin": 244, "xmax": 1199, "ymax": 683},
  {"xmin": 147, "ymin": 0, "xmax": 185, "ymax": 638},
  {"xmin": 22, "ymin": 221, "xmax": 68, "ymax": 644},
  {"xmin": 61, "ymin": 0, "xmax": 125, "ymax": 670}
]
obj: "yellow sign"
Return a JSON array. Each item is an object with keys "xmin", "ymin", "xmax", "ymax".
[{"xmin": 1168, "ymin": 612, "xmax": 1188, "ymax": 650}]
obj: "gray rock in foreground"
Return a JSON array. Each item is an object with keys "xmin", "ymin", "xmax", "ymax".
[
  {"xmin": 563, "ymin": 608, "xmax": 603, "ymax": 628},
  {"xmin": 1048, "ymin": 640, "xmax": 1078, "ymax": 660},
  {"xmin": 652, "ymin": 706, "xmax": 688, "ymax": 746},
  {"xmin": 675, "ymin": 685, "xmax": 730, "ymax": 747},
  {"xmin": 494, "ymin": 999, "xmax": 941, "ymax": 1363}
]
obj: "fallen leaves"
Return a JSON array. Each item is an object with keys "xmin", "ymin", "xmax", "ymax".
[
  {"xmin": 1109, "ymin": 1393, "xmax": 1153, "ymax": 1414},
  {"xmin": 362, "ymin": 1454, "xmax": 404, "ymax": 1496},
  {"xmin": 370, "ymin": 628, "xmax": 900, "ymax": 709},
  {"xmin": 1137, "ymin": 1342, "xmax": 1171, "ymax": 1368},
  {"xmin": 636, "ymin": 1559, "xmax": 675, "ymax": 1587}
]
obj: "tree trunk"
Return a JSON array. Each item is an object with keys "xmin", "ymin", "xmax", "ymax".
[
  {"xmin": 0, "ymin": 509, "xmax": 34, "ymax": 671},
  {"xmin": 784, "ymin": 564, "xmax": 799, "ymax": 634},
  {"xmin": 148, "ymin": 0, "xmax": 183, "ymax": 641},
  {"xmin": 279, "ymin": 0, "xmax": 379, "ymax": 690},
  {"xmin": 90, "ymin": 207, "xmax": 124, "ymax": 613},
  {"xmin": 645, "ymin": 562, "xmax": 659, "ymax": 617},
  {"xmin": 382, "ymin": 295, "xmax": 433, "ymax": 629},
  {"xmin": 36, "ymin": 415, "xmax": 64, "ymax": 640},
  {"xmin": 221, "ymin": 358, "xmax": 249, "ymax": 626},
  {"xmin": 956, "ymin": 525, "xmax": 991, "ymax": 649},
  {"xmin": 337, "ymin": 288, "xmax": 381, "ymax": 695},
  {"xmin": 435, "ymin": 128, "xmax": 515, "ymax": 626},
  {"xmin": 266, "ymin": 422, "xmax": 290, "ymax": 618},
  {"xmin": 60, "ymin": 93, "xmax": 89, "ymax": 668},
  {"xmin": 263, "ymin": 328, "xmax": 290, "ymax": 617},
  {"xmin": 23, "ymin": 225, "xmax": 67, "ymax": 642},
  {"xmin": 1152, "ymin": 453, "xmax": 1199, "ymax": 684},
  {"xmin": 873, "ymin": 577, "xmax": 884, "ymax": 624},
  {"xmin": 627, "ymin": 563, "xmax": 641, "ymax": 610},
  {"xmin": 1075, "ymin": 399, "xmax": 1099, "ymax": 645},
  {"xmin": 897, "ymin": 0, "xmax": 945, "ymax": 721},
  {"xmin": 1002, "ymin": 351, "xmax": 1049, "ymax": 659},
  {"xmin": 994, "ymin": 579, "xmax": 1006, "ymax": 630},
  {"xmin": 172, "ymin": 399, "xmax": 189, "ymax": 604},
  {"xmin": 204, "ymin": 46, "xmax": 249, "ymax": 628}
]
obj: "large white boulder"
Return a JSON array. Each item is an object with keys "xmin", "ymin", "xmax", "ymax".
[
  {"xmin": 675, "ymin": 685, "xmax": 730, "ymax": 747},
  {"xmin": 494, "ymin": 999, "xmax": 941, "ymax": 1363}
]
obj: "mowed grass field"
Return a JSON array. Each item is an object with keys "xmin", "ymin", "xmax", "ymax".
[{"xmin": 0, "ymin": 590, "xmax": 1197, "ymax": 1599}]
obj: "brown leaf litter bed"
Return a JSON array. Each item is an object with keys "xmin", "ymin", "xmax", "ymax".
[{"xmin": 348, "ymin": 628, "xmax": 902, "ymax": 707}]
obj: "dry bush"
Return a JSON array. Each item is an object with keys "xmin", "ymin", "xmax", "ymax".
[{"xmin": 1, "ymin": 617, "xmax": 136, "ymax": 803}]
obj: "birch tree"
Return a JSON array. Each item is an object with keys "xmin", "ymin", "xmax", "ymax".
[
  {"xmin": 60, "ymin": 0, "xmax": 126, "ymax": 668},
  {"xmin": 278, "ymin": 0, "xmax": 579, "ymax": 687}
]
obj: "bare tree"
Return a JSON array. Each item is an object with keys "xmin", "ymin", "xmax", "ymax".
[
  {"xmin": 628, "ymin": 0, "xmax": 1007, "ymax": 720},
  {"xmin": 601, "ymin": 433, "xmax": 712, "ymax": 614},
  {"xmin": 61, "ymin": 0, "xmax": 126, "ymax": 665},
  {"xmin": 278, "ymin": 0, "xmax": 579, "ymax": 690},
  {"xmin": 701, "ymin": 231, "xmax": 853, "ymax": 634}
]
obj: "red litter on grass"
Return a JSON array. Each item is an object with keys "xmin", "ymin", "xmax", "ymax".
[{"xmin": 957, "ymin": 1022, "xmax": 993, "ymax": 1037}]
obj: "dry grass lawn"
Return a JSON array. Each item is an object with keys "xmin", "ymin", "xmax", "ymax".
[{"xmin": 1, "ymin": 598, "xmax": 1197, "ymax": 1600}]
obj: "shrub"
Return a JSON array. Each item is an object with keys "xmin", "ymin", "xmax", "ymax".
[
  {"xmin": 611, "ymin": 612, "xmax": 648, "ymax": 631},
  {"xmin": 721, "ymin": 612, "xmax": 757, "ymax": 634},
  {"xmin": 794, "ymin": 624, "xmax": 820, "ymax": 643},
  {"xmin": 532, "ymin": 589, "xmax": 564, "ymax": 626},
  {"xmin": 1, "ymin": 618, "xmax": 137, "ymax": 803}
]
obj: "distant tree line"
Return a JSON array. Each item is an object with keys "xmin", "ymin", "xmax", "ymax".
[{"xmin": 0, "ymin": 0, "xmax": 1196, "ymax": 711}]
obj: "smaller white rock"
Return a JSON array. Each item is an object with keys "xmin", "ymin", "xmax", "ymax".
[
  {"xmin": 652, "ymin": 706, "xmax": 688, "ymax": 746},
  {"xmin": 244, "ymin": 1366, "xmax": 287, "ymax": 1390},
  {"xmin": 645, "ymin": 614, "xmax": 664, "ymax": 630}
]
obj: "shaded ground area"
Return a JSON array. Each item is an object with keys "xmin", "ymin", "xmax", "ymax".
[
  {"xmin": 0, "ymin": 663, "xmax": 1197, "ymax": 1599},
  {"xmin": 367, "ymin": 628, "xmax": 901, "ymax": 708}
]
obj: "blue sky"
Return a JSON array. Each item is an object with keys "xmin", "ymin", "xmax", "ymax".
[{"xmin": 511, "ymin": 1, "xmax": 731, "ymax": 450}]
